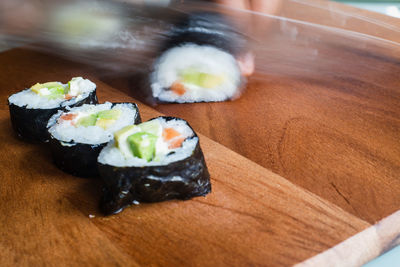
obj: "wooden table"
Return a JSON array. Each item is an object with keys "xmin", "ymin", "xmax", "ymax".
[{"xmin": 1, "ymin": 1, "xmax": 400, "ymax": 266}]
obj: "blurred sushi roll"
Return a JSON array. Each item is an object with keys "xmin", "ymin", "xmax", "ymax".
[
  {"xmin": 8, "ymin": 77, "xmax": 98, "ymax": 143},
  {"xmin": 47, "ymin": 102, "xmax": 141, "ymax": 178},
  {"xmin": 48, "ymin": 1, "xmax": 123, "ymax": 51},
  {"xmin": 149, "ymin": 12, "xmax": 252, "ymax": 103},
  {"xmin": 98, "ymin": 116, "xmax": 211, "ymax": 215}
]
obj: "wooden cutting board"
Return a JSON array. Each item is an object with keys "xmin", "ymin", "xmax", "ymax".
[
  {"xmin": 104, "ymin": 7, "xmax": 400, "ymax": 225},
  {"xmin": 0, "ymin": 46, "xmax": 397, "ymax": 266},
  {"xmin": 0, "ymin": 48, "xmax": 368, "ymax": 266}
]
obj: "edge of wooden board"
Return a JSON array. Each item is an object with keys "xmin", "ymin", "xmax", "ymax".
[
  {"xmin": 94, "ymin": 80, "xmax": 374, "ymax": 263},
  {"xmin": 0, "ymin": 54, "xmax": 395, "ymax": 265},
  {"xmin": 296, "ymin": 210, "xmax": 400, "ymax": 267}
]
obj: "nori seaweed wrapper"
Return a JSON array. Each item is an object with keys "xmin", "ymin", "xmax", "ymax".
[
  {"xmin": 162, "ymin": 11, "xmax": 247, "ymax": 56},
  {"xmin": 47, "ymin": 102, "xmax": 141, "ymax": 178},
  {"xmin": 98, "ymin": 116, "xmax": 211, "ymax": 215},
  {"xmin": 8, "ymin": 90, "xmax": 98, "ymax": 143}
]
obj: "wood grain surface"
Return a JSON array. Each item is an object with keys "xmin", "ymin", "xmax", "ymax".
[
  {"xmin": 154, "ymin": 68, "xmax": 400, "ymax": 224},
  {"xmin": 147, "ymin": 12, "xmax": 400, "ymax": 225},
  {"xmin": 297, "ymin": 210, "xmax": 400, "ymax": 267},
  {"xmin": 0, "ymin": 49, "xmax": 371, "ymax": 266}
]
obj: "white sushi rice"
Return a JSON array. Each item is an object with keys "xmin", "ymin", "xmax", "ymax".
[
  {"xmin": 8, "ymin": 78, "xmax": 96, "ymax": 109},
  {"xmin": 151, "ymin": 44, "xmax": 241, "ymax": 103},
  {"xmin": 98, "ymin": 117, "xmax": 197, "ymax": 167},
  {"xmin": 48, "ymin": 102, "xmax": 138, "ymax": 145}
]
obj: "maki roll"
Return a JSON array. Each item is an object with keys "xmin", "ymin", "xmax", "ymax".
[
  {"xmin": 149, "ymin": 12, "xmax": 253, "ymax": 103},
  {"xmin": 47, "ymin": 102, "xmax": 141, "ymax": 178},
  {"xmin": 8, "ymin": 77, "xmax": 98, "ymax": 143},
  {"xmin": 98, "ymin": 116, "xmax": 211, "ymax": 215}
]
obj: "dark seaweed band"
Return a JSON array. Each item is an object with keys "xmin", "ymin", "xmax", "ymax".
[
  {"xmin": 98, "ymin": 116, "xmax": 211, "ymax": 215},
  {"xmin": 162, "ymin": 11, "xmax": 247, "ymax": 56},
  {"xmin": 47, "ymin": 102, "xmax": 141, "ymax": 178},
  {"xmin": 8, "ymin": 90, "xmax": 98, "ymax": 143}
]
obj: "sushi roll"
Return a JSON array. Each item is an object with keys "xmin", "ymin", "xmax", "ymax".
[
  {"xmin": 98, "ymin": 116, "xmax": 211, "ymax": 215},
  {"xmin": 8, "ymin": 77, "xmax": 98, "ymax": 143},
  {"xmin": 149, "ymin": 12, "xmax": 252, "ymax": 103},
  {"xmin": 47, "ymin": 102, "xmax": 141, "ymax": 178}
]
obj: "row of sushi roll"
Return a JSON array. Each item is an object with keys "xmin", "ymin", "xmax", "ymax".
[
  {"xmin": 8, "ymin": 77, "xmax": 211, "ymax": 215},
  {"xmin": 6, "ymin": 11, "xmax": 249, "ymax": 214}
]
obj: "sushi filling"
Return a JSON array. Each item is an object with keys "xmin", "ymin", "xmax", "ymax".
[
  {"xmin": 8, "ymin": 77, "xmax": 96, "ymax": 109},
  {"xmin": 48, "ymin": 102, "xmax": 137, "ymax": 144},
  {"xmin": 98, "ymin": 118, "xmax": 197, "ymax": 166},
  {"xmin": 151, "ymin": 44, "xmax": 241, "ymax": 103}
]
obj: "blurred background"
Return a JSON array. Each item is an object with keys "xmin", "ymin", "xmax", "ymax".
[
  {"xmin": 1, "ymin": 0, "xmax": 400, "ymax": 52},
  {"xmin": 334, "ymin": 0, "xmax": 400, "ymax": 17}
]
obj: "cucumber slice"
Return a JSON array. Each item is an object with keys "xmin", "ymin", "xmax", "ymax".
[
  {"xmin": 67, "ymin": 77, "xmax": 83, "ymax": 95},
  {"xmin": 138, "ymin": 120, "xmax": 162, "ymax": 136}
]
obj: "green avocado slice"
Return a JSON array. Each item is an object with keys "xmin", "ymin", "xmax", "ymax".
[
  {"xmin": 77, "ymin": 114, "xmax": 98, "ymax": 127},
  {"xmin": 97, "ymin": 109, "xmax": 121, "ymax": 120},
  {"xmin": 75, "ymin": 109, "xmax": 122, "ymax": 128},
  {"xmin": 180, "ymin": 69, "xmax": 224, "ymax": 89},
  {"xmin": 114, "ymin": 125, "xmax": 139, "ymax": 158},
  {"xmin": 127, "ymin": 132, "xmax": 158, "ymax": 162},
  {"xmin": 31, "ymin": 82, "xmax": 65, "ymax": 99},
  {"xmin": 96, "ymin": 118, "xmax": 116, "ymax": 129}
]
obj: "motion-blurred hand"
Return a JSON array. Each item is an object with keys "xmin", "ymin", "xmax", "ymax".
[
  {"xmin": 216, "ymin": 0, "xmax": 282, "ymax": 14},
  {"xmin": 214, "ymin": 0, "xmax": 282, "ymax": 76}
]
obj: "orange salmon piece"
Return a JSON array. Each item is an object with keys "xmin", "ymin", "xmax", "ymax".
[
  {"xmin": 168, "ymin": 137, "xmax": 185, "ymax": 149},
  {"xmin": 171, "ymin": 82, "xmax": 186, "ymax": 96},
  {"xmin": 163, "ymin": 127, "xmax": 181, "ymax": 141},
  {"xmin": 64, "ymin": 94, "xmax": 73, "ymax": 100},
  {"xmin": 60, "ymin": 113, "xmax": 77, "ymax": 121}
]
